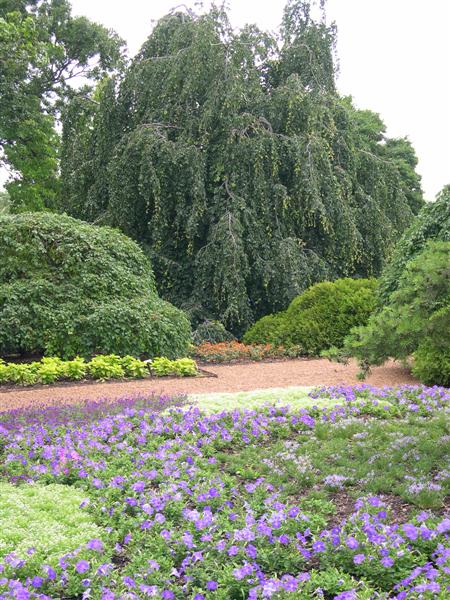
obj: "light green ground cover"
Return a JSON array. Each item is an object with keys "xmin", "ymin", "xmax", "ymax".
[
  {"xmin": 0, "ymin": 483, "xmax": 105, "ymax": 580},
  {"xmin": 186, "ymin": 386, "xmax": 333, "ymax": 413}
]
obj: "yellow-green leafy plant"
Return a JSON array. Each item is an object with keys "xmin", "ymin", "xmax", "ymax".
[
  {"xmin": 87, "ymin": 355, "xmax": 125, "ymax": 380},
  {"xmin": 119, "ymin": 355, "xmax": 149, "ymax": 378},
  {"xmin": 150, "ymin": 357, "xmax": 198, "ymax": 377},
  {"xmin": 0, "ymin": 483, "xmax": 105, "ymax": 582}
]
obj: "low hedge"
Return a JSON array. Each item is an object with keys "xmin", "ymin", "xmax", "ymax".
[{"xmin": 0, "ymin": 355, "xmax": 198, "ymax": 386}]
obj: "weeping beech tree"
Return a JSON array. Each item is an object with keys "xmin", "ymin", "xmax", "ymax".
[{"xmin": 60, "ymin": 1, "xmax": 423, "ymax": 334}]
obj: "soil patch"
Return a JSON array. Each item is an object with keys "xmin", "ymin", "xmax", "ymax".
[{"xmin": 0, "ymin": 358, "xmax": 417, "ymax": 413}]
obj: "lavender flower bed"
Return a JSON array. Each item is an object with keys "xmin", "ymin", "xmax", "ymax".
[{"xmin": 0, "ymin": 386, "xmax": 449, "ymax": 599}]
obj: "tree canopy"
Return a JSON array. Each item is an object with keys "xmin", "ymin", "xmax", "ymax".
[
  {"xmin": 377, "ymin": 184, "xmax": 450, "ymax": 304},
  {"xmin": 0, "ymin": 0, "xmax": 124, "ymax": 209},
  {"xmin": 58, "ymin": 1, "xmax": 423, "ymax": 333}
]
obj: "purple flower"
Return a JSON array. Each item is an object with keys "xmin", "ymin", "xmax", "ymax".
[
  {"xmin": 206, "ymin": 581, "xmax": 218, "ymax": 590},
  {"xmin": 86, "ymin": 539, "xmax": 104, "ymax": 552},
  {"xmin": 312, "ymin": 540, "xmax": 326, "ymax": 553},
  {"xmin": 131, "ymin": 481, "xmax": 145, "ymax": 493},
  {"xmin": 75, "ymin": 560, "xmax": 90, "ymax": 574},
  {"xmin": 381, "ymin": 556, "xmax": 394, "ymax": 568},
  {"xmin": 353, "ymin": 554, "xmax": 365, "ymax": 565},
  {"xmin": 345, "ymin": 536, "xmax": 359, "ymax": 550},
  {"xmin": 403, "ymin": 523, "xmax": 418, "ymax": 540},
  {"xmin": 334, "ymin": 591, "xmax": 356, "ymax": 600}
]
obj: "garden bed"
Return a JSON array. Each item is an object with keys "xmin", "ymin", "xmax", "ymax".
[
  {"xmin": 0, "ymin": 367, "xmax": 216, "ymax": 393},
  {"xmin": 0, "ymin": 359, "xmax": 417, "ymax": 413},
  {"xmin": 0, "ymin": 385, "xmax": 448, "ymax": 598}
]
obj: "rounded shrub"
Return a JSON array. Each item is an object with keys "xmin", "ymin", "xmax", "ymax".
[
  {"xmin": 192, "ymin": 320, "xmax": 235, "ymax": 345},
  {"xmin": 0, "ymin": 212, "xmax": 191, "ymax": 358},
  {"xmin": 242, "ymin": 313, "xmax": 286, "ymax": 345},
  {"xmin": 280, "ymin": 278, "xmax": 377, "ymax": 355}
]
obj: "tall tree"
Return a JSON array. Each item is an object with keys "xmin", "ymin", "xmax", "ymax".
[
  {"xmin": 0, "ymin": 0, "xmax": 124, "ymax": 210},
  {"xmin": 61, "ymin": 1, "xmax": 424, "ymax": 333}
]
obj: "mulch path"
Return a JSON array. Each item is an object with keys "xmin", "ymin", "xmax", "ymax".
[{"xmin": 0, "ymin": 358, "xmax": 418, "ymax": 413}]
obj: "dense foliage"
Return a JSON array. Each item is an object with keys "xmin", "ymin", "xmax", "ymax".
[
  {"xmin": 60, "ymin": 1, "xmax": 423, "ymax": 334},
  {"xmin": 0, "ymin": 386, "xmax": 449, "ymax": 598},
  {"xmin": 244, "ymin": 278, "xmax": 377, "ymax": 355},
  {"xmin": 0, "ymin": 355, "xmax": 198, "ymax": 385},
  {"xmin": 192, "ymin": 320, "xmax": 235, "ymax": 345},
  {"xmin": 0, "ymin": 212, "xmax": 191, "ymax": 358},
  {"xmin": 341, "ymin": 242, "xmax": 450, "ymax": 386},
  {"xmin": 378, "ymin": 185, "xmax": 450, "ymax": 304},
  {"xmin": 0, "ymin": 0, "xmax": 124, "ymax": 210},
  {"xmin": 242, "ymin": 313, "xmax": 287, "ymax": 346},
  {"xmin": 0, "ymin": 190, "xmax": 9, "ymax": 214}
]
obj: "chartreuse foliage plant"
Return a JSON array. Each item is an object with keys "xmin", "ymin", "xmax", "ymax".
[
  {"xmin": 150, "ymin": 357, "xmax": 197, "ymax": 377},
  {"xmin": 0, "ymin": 212, "xmax": 191, "ymax": 359},
  {"xmin": 0, "ymin": 355, "xmax": 198, "ymax": 386},
  {"xmin": 0, "ymin": 385, "xmax": 449, "ymax": 598},
  {"xmin": 0, "ymin": 482, "xmax": 106, "ymax": 592},
  {"xmin": 188, "ymin": 386, "xmax": 318, "ymax": 414},
  {"xmin": 61, "ymin": 1, "xmax": 423, "ymax": 334},
  {"xmin": 244, "ymin": 278, "xmax": 377, "ymax": 355}
]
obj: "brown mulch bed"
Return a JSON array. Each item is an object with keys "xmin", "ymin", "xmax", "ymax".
[
  {"xmin": 0, "ymin": 358, "xmax": 417, "ymax": 413},
  {"xmin": 0, "ymin": 367, "xmax": 216, "ymax": 394}
]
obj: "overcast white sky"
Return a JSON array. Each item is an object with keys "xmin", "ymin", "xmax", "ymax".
[{"xmin": 3, "ymin": 0, "xmax": 449, "ymax": 199}]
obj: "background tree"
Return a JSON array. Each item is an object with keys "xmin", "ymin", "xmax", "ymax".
[
  {"xmin": 0, "ymin": 0, "xmax": 124, "ymax": 210},
  {"xmin": 377, "ymin": 185, "xmax": 450, "ymax": 303},
  {"xmin": 60, "ymin": 1, "xmax": 424, "ymax": 334},
  {"xmin": 0, "ymin": 190, "xmax": 10, "ymax": 214},
  {"xmin": 329, "ymin": 185, "xmax": 450, "ymax": 385}
]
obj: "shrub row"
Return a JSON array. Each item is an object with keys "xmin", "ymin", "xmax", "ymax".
[
  {"xmin": 191, "ymin": 341, "xmax": 302, "ymax": 363},
  {"xmin": 243, "ymin": 278, "xmax": 377, "ymax": 355},
  {"xmin": 0, "ymin": 355, "xmax": 198, "ymax": 386}
]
